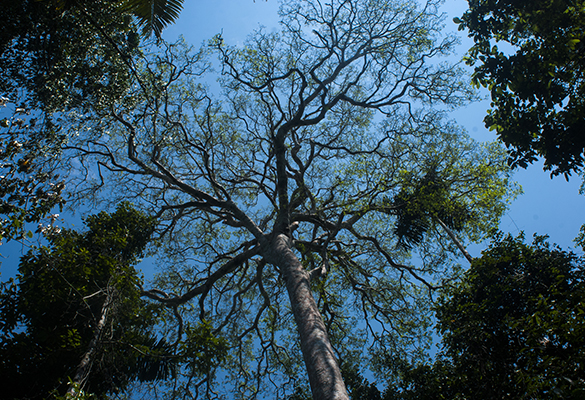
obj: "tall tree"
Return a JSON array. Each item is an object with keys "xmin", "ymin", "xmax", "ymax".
[
  {"xmin": 455, "ymin": 0, "xmax": 585, "ymax": 177},
  {"xmin": 60, "ymin": 0, "xmax": 518, "ymax": 398},
  {"xmin": 0, "ymin": 203, "xmax": 173, "ymax": 399}
]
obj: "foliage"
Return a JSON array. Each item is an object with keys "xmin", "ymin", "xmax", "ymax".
[
  {"xmin": 342, "ymin": 366, "xmax": 384, "ymax": 400},
  {"xmin": 58, "ymin": 0, "xmax": 518, "ymax": 397},
  {"xmin": 40, "ymin": 0, "xmax": 186, "ymax": 38},
  {"xmin": 0, "ymin": 0, "xmax": 140, "ymax": 115},
  {"xmin": 0, "ymin": 101, "xmax": 65, "ymax": 242},
  {"xmin": 119, "ymin": 0, "xmax": 186, "ymax": 38},
  {"xmin": 0, "ymin": 203, "xmax": 171, "ymax": 399},
  {"xmin": 385, "ymin": 234, "xmax": 585, "ymax": 399},
  {"xmin": 181, "ymin": 320, "xmax": 230, "ymax": 378},
  {"xmin": 52, "ymin": 382, "xmax": 97, "ymax": 400},
  {"xmin": 382, "ymin": 360, "xmax": 457, "ymax": 400},
  {"xmin": 389, "ymin": 167, "xmax": 481, "ymax": 250},
  {"xmin": 455, "ymin": 0, "xmax": 585, "ymax": 176},
  {"xmin": 575, "ymin": 223, "xmax": 585, "ymax": 252},
  {"xmin": 0, "ymin": 0, "xmax": 186, "ymax": 243},
  {"xmin": 0, "ymin": 0, "xmax": 144, "ymax": 242}
]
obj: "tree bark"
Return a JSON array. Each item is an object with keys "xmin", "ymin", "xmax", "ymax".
[
  {"xmin": 66, "ymin": 290, "xmax": 112, "ymax": 398},
  {"xmin": 265, "ymin": 234, "xmax": 349, "ymax": 400}
]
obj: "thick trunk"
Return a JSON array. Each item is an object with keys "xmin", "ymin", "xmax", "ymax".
[
  {"xmin": 266, "ymin": 234, "xmax": 349, "ymax": 400},
  {"xmin": 66, "ymin": 290, "xmax": 112, "ymax": 397}
]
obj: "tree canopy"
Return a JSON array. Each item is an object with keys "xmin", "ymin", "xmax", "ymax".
[
  {"xmin": 455, "ymin": 0, "xmax": 585, "ymax": 176},
  {"xmin": 53, "ymin": 0, "xmax": 519, "ymax": 397},
  {"xmin": 384, "ymin": 234, "xmax": 585, "ymax": 399},
  {"xmin": 0, "ymin": 0, "xmax": 185, "ymax": 243},
  {"xmin": 0, "ymin": 0, "xmax": 143, "ymax": 243},
  {"xmin": 0, "ymin": 0, "xmax": 140, "ymax": 114}
]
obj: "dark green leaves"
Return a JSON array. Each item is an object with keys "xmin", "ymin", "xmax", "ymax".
[
  {"xmin": 383, "ymin": 234, "xmax": 585, "ymax": 399},
  {"xmin": 388, "ymin": 168, "xmax": 473, "ymax": 250},
  {"xmin": 0, "ymin": 203, "xmax": 161, "ymax": 398},
  {"xmin": 0, "ymin": 0, "xmax": 139, "ymax": 114},
  {"xmin": 437, "ymin": 235, "xmax": 585, "ymax": 399},
  {"xmin": 457, "ymin": 0, "xmax": 585, "ymax": 176},
  {"xmin": 181, "ymin": 320, "xmax": 230, "ymax": 377},
  {"xmin": 444, "ymin": 235, "xmax": 584, "ymax": 398},
  {"xmin": 119, "ymin": 0, "xmax": 185, "ymax": 37}
]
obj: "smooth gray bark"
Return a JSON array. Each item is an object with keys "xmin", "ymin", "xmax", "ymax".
[{"xmin": 265, "ymin": 234, "xmax": 349, "ymax": 400}]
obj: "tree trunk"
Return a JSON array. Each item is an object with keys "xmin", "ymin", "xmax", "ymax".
[
  {"xmin": 265, "ymin": 234, "xmax": 349, "ymax": 400},
  {"xmin": 66, "ymin": 289, "xmax": 112, "ymax": 398},
  {"xmin": 436, "ymin": 217, "xmax": 473, "ymax": 263}
]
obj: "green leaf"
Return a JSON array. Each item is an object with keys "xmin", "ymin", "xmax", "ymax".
[{"xmin": 118, "ymin": 0, "xmax": 185, "ymax": 37}]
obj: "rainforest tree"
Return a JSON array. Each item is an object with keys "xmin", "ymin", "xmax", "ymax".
[
  {"xmin": 0, "ymin": 0, "xmax": 141, "ymax": 116},
  {"xmin": 0, "ymin": 203, "xmax": 172, "ymax": 399},
  {"xmin": 60, "ymin": 0, "xmax": 518, "ymax": 398},
  {"xmin": 437, "ymin": 234, "xmax": 585, "ymax": 399}
]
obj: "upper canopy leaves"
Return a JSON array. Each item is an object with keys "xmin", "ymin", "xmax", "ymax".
[{"xmin": 456, "ymin": 0, "xmax": 585, "ymax": 176}]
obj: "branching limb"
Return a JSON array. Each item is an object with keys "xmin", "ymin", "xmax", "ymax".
[{"xmin": 140, "ymin": 245, "xmax": 261, "ymax": 306}]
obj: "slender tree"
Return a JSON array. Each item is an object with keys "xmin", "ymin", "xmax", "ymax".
[
  {"xmin": 0, "ymin": 203, "xmax": 174, "ymax": 399},
  {"xmin": 61, "ymin": 0, "xmax": 518, "ymax": 398}
]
